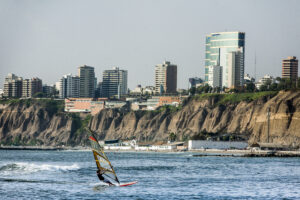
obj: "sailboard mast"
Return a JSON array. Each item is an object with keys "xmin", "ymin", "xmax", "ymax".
[{"xmin": 87, "ymin": 128, "xmax": 120, "ymax": 184}]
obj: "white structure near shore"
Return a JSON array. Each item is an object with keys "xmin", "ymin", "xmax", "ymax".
[
  {"xmin": 188, "ymin": 140, "xmax": 248, "ymax": 150},
  {"xmin": 103, "ymin": 141, "xmax": 184, "ymax": 151}
]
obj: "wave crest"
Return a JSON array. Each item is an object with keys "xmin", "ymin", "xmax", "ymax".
[{"xmin": 0, "ymin": 162, "xmax": 80, "ymax": 174}]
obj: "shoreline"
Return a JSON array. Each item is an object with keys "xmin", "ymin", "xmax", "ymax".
[
  {"xmin": 0, "ymin": 145, "xmax": 89, "ymax": 151},
  {"xmin": 1, "ymin": 145, "xmax": 300, "ymax": 157}
]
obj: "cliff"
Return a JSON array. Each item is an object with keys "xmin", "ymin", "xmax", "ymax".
[{"xmin": 0, "ymin": 91, "xmax": 300, "ymax": 147}]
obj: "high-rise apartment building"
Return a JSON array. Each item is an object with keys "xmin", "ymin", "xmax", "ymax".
[
  {"xmin": 22, "ymin": 77, "xmax": 42, "ymax": 98},
  {"xmin": 3, "ymin": 73, "xmax": 23, "ymax": 98},
  {"xmin": 227, "ymin": 50, "xmax": 244, "ymax": 88},
  {"xmin": 78, "ymin": 65, "xmax": 95, "ymax": 98},
  {"xmin": 282, "ymin": 56, "xmax": 298, "ymax": 81},
  {"xmin": 43, "ymin": 85, "xmax": 55, "ymax": 97},
  {"xmin": 22, "ymin": 79, "xmax": 31, "ymax": 98},
  {"xmin": 95, "ymin": 82, "xmax": 103, "ymax": 98},
  {"xmin": 155, "ymin": 61, "xmax": 177, "ymax": 94},
  {"xmin": 59, "ymin": 74, "xmax": 80, "ymax": 98},
  {"xmin": 102, "ymin": 67, "xmax": 128, "ymax": 98},
  {"xmin": 3, "ymin": 74, "xmax": 42, "ymax": 98},
  {"xmin": 205, "ymin": 32, "xmax": 245, "ymax": 88},
  {"xmin": 208, "ymin": 66, "xmax": 222, "ymax": 88}
]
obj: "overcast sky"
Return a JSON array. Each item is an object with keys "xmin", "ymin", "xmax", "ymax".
[{"xmin": 0, "ymin": 0, "xmax": 299, "ymax": 89}]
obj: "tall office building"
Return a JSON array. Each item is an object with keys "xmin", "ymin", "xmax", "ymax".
[
  {"xmin": 78, "ymin": 65, "xmax": 95, "ymax": 98},
  {"xmin": 205, "ymin": 32, "xmax": 245, "ymax": 87},
  {"xmin": 208, "ymin": 66, "xmax": 222, "ymax": 88},
  {"xmin": 227, "ymin": 50, "xmax": 244, "ymax": 88},
  {"xmin": 22, "ymin": 77, "xmax": 42, "ymax": 98},
  {"xmin": 59, "ymin": 74, "xmax": 80, "ymax": 98},
  {"xmin": 282, "ymin": 56, "xmax": 298, "ymax": 81},
  {"xmin": 3, "ymin": 73, "xmax": 23, "ymax": 98},
  {"xmin": 155, "ymin": 61, "xmax": 177, "ymax": 94},
  {"xmin": 102, "ymin": 67, "xmax": 128, "ymax": 98}
]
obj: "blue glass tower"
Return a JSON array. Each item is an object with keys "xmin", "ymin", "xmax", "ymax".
[{"xmin": 205, "ymin": 32, "xmax": 245, "ymax": 86}]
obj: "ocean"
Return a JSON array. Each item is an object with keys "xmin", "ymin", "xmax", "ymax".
[{"xmin": 0, "ymin": 150, "xmax": 299, "ymax": 200}]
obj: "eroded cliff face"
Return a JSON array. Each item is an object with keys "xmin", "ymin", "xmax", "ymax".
[
  {"xmin": 0, "ymin": 91, "xmax": 300, "ymax": 147},
  {"xmin": 0, "ymin": 103, "xmax": 85, "ymax": 146}
]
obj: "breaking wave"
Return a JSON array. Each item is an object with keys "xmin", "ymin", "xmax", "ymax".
[{"xmin": 0, "ymin": 162, "xmax": 80, "ymax": 174}]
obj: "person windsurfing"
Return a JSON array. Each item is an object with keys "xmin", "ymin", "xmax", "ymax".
[{"xmin": 97, "ymin": 169, "xmax": 114, "ymax": 186}]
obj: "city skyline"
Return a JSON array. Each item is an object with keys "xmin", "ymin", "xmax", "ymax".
[{"xmin": 0, "ymin": 0, "xmax": 300, "ymax": 89}]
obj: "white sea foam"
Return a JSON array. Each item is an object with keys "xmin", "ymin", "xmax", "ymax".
[{"xmin": 0, "ymin": 162, "xmax": 80, "ymax": 175}]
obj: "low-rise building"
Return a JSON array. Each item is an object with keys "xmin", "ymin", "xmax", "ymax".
[
  {"xmin": 250, "ymin": 142, "xmax": 291, "ymax": 151},
  {"xmin": 105, "ymin": 101, "xmax": 128, "ymax": 109},
  {"xmin": 131, "ymin": 96, "xmax": 183, "ymax": 111},
  {"xmin": 244, "ymin": 74, "xmax": 255, "ymax": 84},
  {"xmin": 64, "ymin": 98, "xmax": 128, "ymax": 114},
  {"xmin": 188, "ymin": 140, "xmax": 248, "ymax": 150},
  {"xmin": 90, "ymin": 101, "xmax": 105, "ymax": 115},
  {"xmin": 130, "ymin": 85, "xmax": 143, "ymax": 94},
  {"xmin": 143, "ymin": 86, "xmax": 155, "ymax": 95},
  {"xmin": 64, "ymin": 98, "xmax": 107, "ymax": 114},
  {"xmin": 255, "ymin": 75, "xmax": 275, "ymax": 89},
  {"xmin": 158, "ymin": 96, "xmax": 181, "ymax": 107},
  {"xmin": 131, "ymin": 102, "xmax": 148, "ymax": 111},
  {"xmin": 130, "ymin": 85, "xmax": 155, "ymax": 95}
]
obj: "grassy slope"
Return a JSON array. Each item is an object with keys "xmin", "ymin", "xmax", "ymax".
[{"xmin": 194, "ymin": 91, "xmax": 278, "ymax": 105}]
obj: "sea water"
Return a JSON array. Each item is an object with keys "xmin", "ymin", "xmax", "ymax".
[{"xmin": 0, "ymin": 150, "xmax": 299, "ymax": 200}]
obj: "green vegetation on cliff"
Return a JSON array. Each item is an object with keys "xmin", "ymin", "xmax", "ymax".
[
  {"xmin": 0, "ymin": 98, "xmax": 64, "ymax": 115},
  {"xmin": 194, "ymin": 91, "xmax": 278, "ymax": 105},
  {"xmin": 68, "ymin": 113, "xmax": 91, "ymax": 135}
]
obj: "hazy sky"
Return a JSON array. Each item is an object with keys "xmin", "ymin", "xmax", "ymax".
[{"xmin": 0, "ymin": 0, "xmax": 299, "ymax": 89}]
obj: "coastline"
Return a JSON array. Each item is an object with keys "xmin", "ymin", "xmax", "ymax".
[
  {"xmin": 0, "ymin": 145, "xmax": 89, "ymax": 151},
  {"xmin": 1, "ymin": 145, "xmax": 300, "ymax": 157}
]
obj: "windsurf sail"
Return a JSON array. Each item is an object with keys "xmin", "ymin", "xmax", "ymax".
[{"xmin": 87, "ymin": 128, "xmax": 120, "ymax": 185}]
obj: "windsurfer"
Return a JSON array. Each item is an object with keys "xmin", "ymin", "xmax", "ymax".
[{"xmin": 97, "ymin": 169, "xmax": 113, "ymax": 186}]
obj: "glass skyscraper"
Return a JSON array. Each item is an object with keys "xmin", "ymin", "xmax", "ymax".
[{"xmin": 205, "ymin": 32, "xmax": 245, "ymax": 87}]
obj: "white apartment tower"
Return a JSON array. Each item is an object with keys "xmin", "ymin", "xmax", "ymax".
[
  {"xmin": 226, "ymin": 49, "xmax": 244, "ymax": 88},
  {"xmin": 208, "ymin": 66, "xmax": 222, "ymax": 88},
  {"xmin": 59, "ymin": 74, "xmax": 80, "ymax": 98}
]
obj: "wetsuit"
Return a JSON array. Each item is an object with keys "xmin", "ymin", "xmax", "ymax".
[{"xmin": 97, "ymin": 170, "xmax": 113, "ymax": 186}]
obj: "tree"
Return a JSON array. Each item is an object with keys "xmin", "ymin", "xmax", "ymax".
[
  {"xmin": 245, "ymin": 82, "xmax": 256, "ymax": 92},
  {"xmin": 260, "ymin": 84, "xmax": 268, "ymax": 91},
  {"xmin": 269, "ymin": 83, "xmax": 278, "ymax": 91},
  {"xmin": 189, "ymin": 87, "xmax": 196, "ymax": 95},
  {"xmin": 33, "ymin": 92, "xmax": 46, "ymax": 98},
  {"xmin": 169, "ymin": 132, "xmax": 177, "ymax": 142}
]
